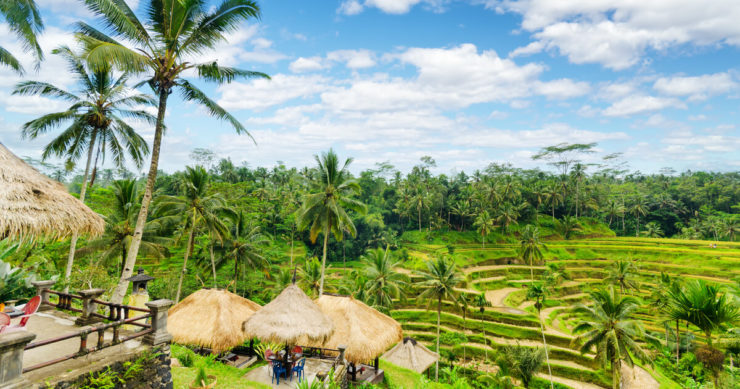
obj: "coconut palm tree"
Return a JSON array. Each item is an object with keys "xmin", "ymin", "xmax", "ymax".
[
  {"xmin": 77, "ymin": 179, "xmax": 171, "ymax": 277},
  {"xmin": 415, "ymin": 256, "xmax": 463, "ymax": 381},
  {"xmin": 573, "ymin": 286, "xmax": 649, "ymax": 389},
  {"xmin": 76, "ymin": 0, "xmax": 270, "ymax": 304},
  {"xmin": 458, "ymin": 293, "xmax": 470, "ymax": 362},
  {"xmin": 474, "ymin": 292, "xmax": 491, "ymax": 360},
  {"xmin": 721, "ymin": 219, "xmax": 739, "ymax": 242},
  {"xmin": 604, "ymin": 199, "xmax": 624, "ymax": 228},
  {"xmin": 526, "ymin": 283, "xmax": 554, "ymax": 389},
  {"xmin": 556, "ymin": 215, "xmax": 581, "ymax": 240},
  {"xmin": 14, "ymin": 47, "xmax": 154, "ymax": 289},
  {"xmin": 298, "ymin": 257, "xmax": 324, "ymax": 297},
  {"xmin": 216, "ymin": 211, "xmax": 269, "ymax": 296},
  {"xmin": 519, "ymin": 225, "xmax": 546, "ymax": 281},
  {"xmin": 156, "ymin": 166, "xmax": 234, "ymax": 302},
  {"xmin": 0, "ymin": 0, "xmax": 43, "ymax": 73},
  {"xmin": 675, "ymin": 280, "xmax": 740, "ymax": 346},
  {"xmin": 642, "ymin": 222, "xmax": 663, "ymax": 238},
  {"xmin": 631, "ymin": 196, "xmax": 649, "ymax": 237},
  {"xmin": 495, "ymin": 202, "xmax": 521, "ymax": 234},
  {"xmin": 473, "ymin": 210, "xmax": 495, "ymax": 248},
  {"xmin": 361, "ymin": 246, "xmax": 407, "ymax": 312},
  {"xmin": 296, "ymin": 149, "xmax": 366, "ymax": 297},
  {"xmin": 499, "ymin": 345, "xmax": 545, "ymax": 389},
  {"xmin": 605, "ymin": 260, "xmax": 640, "ymax": 294},
  {"xmin": 545, "ymin": 184, "xmax": 562, "ymax": 220}
]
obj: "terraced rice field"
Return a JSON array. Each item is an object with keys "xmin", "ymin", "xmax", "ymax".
[{"xmin": 392, "ymin": 236, "xmax": 739, "ymax": 388}]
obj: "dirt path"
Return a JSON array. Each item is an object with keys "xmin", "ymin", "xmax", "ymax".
[
  {"xmin": 540, "ymin": 307, "xmax": 573, "ymax": 338},
  {"xmin": 621, "ymin": 365, "xmax": 659, "ymax": 389},
  {"xmin": 464, "ymin": 264, "xmax": 545, "ymax": 274},
  {"xmin": 537, "ymin": 373, "xmax": 604, "ymax": 389},
  {"xmin": 485, "ymin": 287, "xmax": 519, "ymax": 306}
]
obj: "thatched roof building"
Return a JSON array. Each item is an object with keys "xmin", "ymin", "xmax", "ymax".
[
  {"xmin": 310, "ymin": 294, "xmax": 402, "ymax": 364},
  {"xmin": 381, "ymin": 337, "xmax": 439, "ymax": 374},
  {"xmin": 0, "ymin": 143, "xmax": 104, "ymax": 241},
  {"xmin": 243, "ymin": 284, "xmax": 333, "ymax": 345},
  {"xmin": 168, "ymin": 288, "xmax": 261, "ymax": 353}
]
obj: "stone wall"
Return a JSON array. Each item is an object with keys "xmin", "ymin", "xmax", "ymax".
[{"xmin": 51, "ymin": 344, "xmax": 172, "ymax": 389}]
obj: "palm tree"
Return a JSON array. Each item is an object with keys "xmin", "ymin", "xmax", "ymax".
[
  {"xmin": 361, "ymin": 246, "xmax": 407, "ymax": 312},
  {"xmin": 676, "ymin": 280, "xmax": 740, "ymax": 346},
  {"xmin": 631, "ymin": 196, "xmax": 649, "ymax": 237},
  {"xmin": 458, "ymin": 293, "xmax": 470, "ymax": 362},
  {"xmin": 296, "ymin": 149, "xmax": 366, "ymax": 297},
  {"xmin": 570, "ymin": 163, "xmax": 587, "ymax": 218},
  {"xmin": 0, "ymin": 0, "xmax": 43, "ymax": 73},
  {"xmin": 77, "ymin": 0, "xmax": 270, "ymax": 304},
  {"xmin": 605, "ymin": 260, "xmax": 640, "ymax": 294},
  {"xmin": 473, "ymin": 210, "xmax": 495, "ymax": 248},
  {"xmin": 721, "ymin": 219, "xmax": 739, "ymax": 242},
  {"xmin": 545, "ymin": 184, "xmax": 562, "ymax": 219},
  {"xmin": 573, "ymin": 286, "xmax": 649, "ymax": 389},
  {"xmin": 519, "ymin": 225, "xmax": 546, "ymax": 281},
  {"xmin": 526, "ymin": 283, "xmax": 554, "ymax": 389},
  {"xmin": 216, "ymin": 212, "xmax": 269, "ymax": 296},
  {"xmin": 604, "ymin": 199, "xmax": 624, "ymax": 228},
  {"xmin": 156, "ymin": 166, "xmax": 234, "ymax": 302},
  {"xmin": 415, "ymin": 256, "xmax": 463, "ymax": 381},
  {"xmin": 411, "ymin": 187, "xmax": 431, "ymax": 233},
  {"xmin": 451, "ymin": 200, "xmax": 472, "ymax": 231},
  {"xmin": 499, "ymin": 345, "xmax": 545, "ymax": 389},
  {"xmin": 495, "ymin": 202, "xmax": 521, "ymax": 234},
  {"xmin": 14, "ymin": 47, "xmax": 154, "ymax": 289},
  {"xmin": 642, "ymin": 222, "xmax": 663, "ymax": 238},
  {"xmin": 298, "ymin": 257, "xmax": 324, "ymax": 297},
  {"xmin": 556, "ymin": 215, "xmax": 581, "ymax": 240},
  {"xmin": 474, "ymin": 292, "xmax": 491, "ymax": 360},
  {"xmin": 77, "ymin": 180, "xmax": 171, "ymax": 277}
]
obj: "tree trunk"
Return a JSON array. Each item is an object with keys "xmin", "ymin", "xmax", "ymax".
[
  {"xmin": 418, "ymin": 207, "xmax": 422, "ymax": 233},
  {"xmin": 175, "ymin": 215, "xmax": 196, "ymax": 303},
  {"xmin": 612, "ymin": 360, "xmax": 621, "ymax": 389},
  {"xmin": 209, "ymin": 241, "xmax": 217, "ymax": 288},
  {"xmin": 290, "ymin": 226, "xmax": 294, "ymax": 268},
  {"xmin": 435, "ymin": 295, "xmax": 441, "ymax": 382},
  {"xmin": 676, "ymin": 320, "xmax": 680, "ymax": 367},
  {"xmin": 318, "ymin": 224, "xmax": 329, "ymax": 297},
  {"xmin": 636, "ymin": 214, "xmax": 640, "ymax": 237},
  {"xmin": 112, "ymin": 89, "xmax": 169, "ymax": 304},
  {"xmin": 63, "ymin": 129, "xmax": 97, "ymax": 292},
  {"xmin": 538, "ymin": 308, "xmax": 554, "ymax": 389}
]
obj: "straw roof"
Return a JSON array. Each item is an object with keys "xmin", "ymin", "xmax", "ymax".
[
  {"xmin": 168, "ymin": 288, "xmax": 261, "ymax": 353},
  {"xmin": 0, "ymin": 143, "xmax": 104, "ymax": 241},
  {"xmin": 381, "ymin": 337, "xmax": 439, "ymax": 374},
  {"xmin": 242, "ymin": 284, "xmax": 334, "ymax": 345},
  {"xmin": 309, "ymin": 294, "xmax": 402, "ymax": 364}
]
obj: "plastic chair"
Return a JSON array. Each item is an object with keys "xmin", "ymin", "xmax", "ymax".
[
  {"xmin": 292, "ymin": 358, "xmax": 306, "ymax": 382},
  {"xmin": 1, "ymin": 296, "xmax": 40, "ymax": 333},
  {"xmin": 271, "ymin": 360, "xmax": 287, "ymax": 385},
  {"xmin": 0, "ymin": 312, "xmax": 10, "ymax": 333}
]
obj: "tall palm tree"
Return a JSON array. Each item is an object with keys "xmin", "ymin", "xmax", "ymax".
[
  {"xmin": 216, "ymin": 211, "xmax": 269, "ymax": 296},
  {"xmin": 545, "ymin": 184, "xmax": 562, "ymax": 220},
  {"xmin": 519, "ymin": 225, "xmax": 546, "ymax": 281},
  {"xmin": 631, "ymin": 196, "xmax": 649, "ymax": 237},
  {"xmin": 77, "ymin": 0, "xmax": 270, "ymax": 304},
  {"xmin": 156, "ymin": 166, "xmax": 233, "ymax": 302},
  {"xmin": 77, "ymin": 179, "xmax": 171, "ymax": 277},
  {"xmin": 500, "ymin": 345, "xmax": 545, "ymax": 389},
  {"xmin": 557, "ymin": 215, "xmax": 581, "ymax": 240},
  {"xmin": 296, "ymin": 149, "xmax": 366, "ymax": 297},
  {"xmin": 473, "ymin": 210, "xmax": 495, "ymax": 248},
  {"xmin": 721, "ymin": 219, "xmax": 739, "ymax": 242},
  {"xmin": 451, "ymin": 199, "xmax": 472, "ymax": 231},
  {"xmin": 526, "ymin": 283, "xmax": 554, "ymax": 389},
  {"xmin": 604, "ymin": 199, "xmax": 624, "ymax": 228},
  {"xmin": 361, "ymin": 246, "xmax": 407, "ymax": 312},
  {"xmin": 474, "ymin": 292, "xmax": 491, "ymax": 360},
  {"xmin": 415, "ymin": 256, "xmax": 463, "ymax": 381},
  {"xmin": 0, "ymin": 0, "xmax": 43, "ymax": 73},
  {"xmin": 605, "ymin": 260, "xmax": 640, "ymax": 294},
  {"xmin": 573, "ymin": 286, "xmax": 649, "ymax": 389},
  {"xmin": 642, "ymin": 222, "xmax": 664, "ymax": 238},
  {"xmin": 570, "ymin": 163, "xmax": 587, "ymax": 218},
  {"xmin": 495, "ymin": 202, "xmax": 521, "ymax": 234},
  {"xmin": 457, "ymin": 293, "xmax": 470, "ymax": 362},
  {"xmin": 14, "ymin": 47, "xmax": 154, "ymax": 289}
]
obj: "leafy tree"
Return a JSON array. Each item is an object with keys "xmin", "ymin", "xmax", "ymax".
[
  {"xmin": 495, "ymin": 202, "xmax": 521, "ymax": 234},
  {"xmin": 14, "ymin": 47, "xmax": 153, "ymax": 289},
  {"xmin": 298, "ymin": 257, "xmax": 323, "ymax": 297},
  {"xmin": 573, "ymin": 286, "xmax": 649, "ymax": 389},
  {"xmin": 556, "ymin": 215, "xmax": 581, "ymax": 240},
  {"xmin": 519, "ymin": 225, "xmax": 546, "ymax": 281},
  {"xmin": 77, "ymin": 0, "xmax": 270, "ymax": 304},
  {"xmin": 498, "ymin": 345, "xmax": 545, "ymax": 388},
  {"xmin": 361, "ymin": 246, "xmax": 407, "ymax": 312},
  {"xmin": 0, "ymin": 0, "xmax": 43, "ymax": 73},
  {"xmin": 216, "ymin": 212, "xmax": 269, "ymax": 296},
  {"xmin": 604, "ymin": 199, "xmax": 625, "ymax": 228},
  {"xmin": 642, "ymin": 221, "xmax": 664, "ymax": 238},
  {"xmin": 631, "ymin": 195, "xmax": 649, "ymax": 237},
  {"xmin": 673, "ymin": 280, "xmax": 740, "ymax": 346},
  {"xmin": 415, "ymin": 256, "xmax": 463, "ymax": 381},
  {"xmin": 296, "ymin": 149, "xmax": 366, "ymax": 297},
  {"xmin": 605, "ymin": 260, "xmax": 640, "ymax": 294},
  {"xmin": 473, "ymin": 210, "xmax": 495, "ymax": 248}
]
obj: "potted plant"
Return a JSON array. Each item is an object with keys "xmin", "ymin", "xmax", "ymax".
[{"xmin": 190, "ymin": 365, "xmax": 217, "ymax": 389}]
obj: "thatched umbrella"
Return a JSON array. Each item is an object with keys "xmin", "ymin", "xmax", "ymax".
[
  {"xmin": 0, "ymin": 143, "xmax": 104, "ymax": 241},
  {"xmin": 382, "ymin": 337, "xmax": 439, "ymax": 374},
  {"xmin": 242, "ymin": 284, "xmax": 334, "ymax": 345},
  {"xmin": 168, "ymin": 288, "xmax": 261, "ymax": 353},
  {"xmin": 311, "ymin": 294, "xmax": 402, "ymax": 367}
]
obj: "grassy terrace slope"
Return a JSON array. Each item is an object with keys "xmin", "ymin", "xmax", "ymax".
[{"xmin": 391, "ymin": 228, "xmax": 738, "ymax": 389}]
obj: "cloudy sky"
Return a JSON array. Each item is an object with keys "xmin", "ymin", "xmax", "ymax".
[{"xmin": 1, "ymin": 0, "xmax": 740, "ymax": 175}]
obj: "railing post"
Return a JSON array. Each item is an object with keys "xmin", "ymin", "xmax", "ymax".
[
  {"xmin": 337, "ymin": 345, "xmax": 347, "ymax": 364},
  {"xmin": 31, "ymin": 280, "xmax": 56, "ymax": 312},
  {"xmin": 75, "ymin": 288, "xmax": 105, "ymax": 326},
  {"xmin": 143, "ymin": 299, "xmax": 173, "ymax": 346},
  {"xmin": 0, "ymin": 332, "xmax": 36, "ymax": 389}
]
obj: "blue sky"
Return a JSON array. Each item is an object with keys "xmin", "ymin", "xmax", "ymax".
[{"xmin": 1, "ymin": 0, "xmax": 739, "ymax": 175}]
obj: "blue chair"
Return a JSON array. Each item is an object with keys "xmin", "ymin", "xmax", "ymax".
[
  {"xmin": 272, "ymin": 361, "xmax": 287, "ymax": 385},
  {"xmin": 292, "ymin": 358, "xmax": 306, "ymax": 382}
]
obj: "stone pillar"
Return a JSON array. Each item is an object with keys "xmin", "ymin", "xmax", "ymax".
[
  {"xmin": 0, "ymin": 332, "xmax": 36, "ymax": 389},
  {"xmin": 143, "ymin": 300, "xmax": 173, "ymax": 346},
  {"xmin": 75, "ymin": 288, "xmax": 105, "ymax": 326},
  {"xmin": 337, "ymin": 344, "xmax": 347, "ymax": 363},
  {"xmin": 31, "ymin": 280, "xmax": 56, "ymax": 312}
]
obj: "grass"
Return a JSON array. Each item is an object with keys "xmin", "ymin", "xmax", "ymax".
[
  {"xmin": 381, "ymin": 359, "xmax": 452, "ymax": 388},
  {"xmin": 171, "ymin": 345, "xmax": 269, "ymax": 389}
]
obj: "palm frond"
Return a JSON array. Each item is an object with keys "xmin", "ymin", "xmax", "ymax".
[
  {"xmin": 13, "ymin": 81, "xmax": 81, "ymax": 102},
  {"xmin": 177, "ymin": 80, "xmax": 251, "ymax": 137},
  {"xmin": 81, "ymin": 0, "xmax": 150, "ymax": 44},
  {"xmin": 196, "ymin": 62, "xmax": 270, "ymax": 84}
]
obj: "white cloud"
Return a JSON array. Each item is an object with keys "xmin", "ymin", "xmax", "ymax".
[
  {"xmin": 603, "ymin": 95, "xmax": 686, "ymax": 117},
  {"xmin": 217, "ymin": 74, "xmax": 331, "ymax": 111},
  {"xmin": 653, "ymin": 73, "xmax": 737, "ymax": 100},
  {"xmin": 337, "ymin": 0, "xmax": 447, "ymax": 15},
  {"xmin": 535, "ymin": 79, "xmax": 591, "ymax": 99},
  {"xmin": 337, "ymin": 0, "xmax": 364, "ymax": 15},
  {"xmin": 365, "ymin": 0, "xmax": 422, "ymax": 14},
  {"xmin": 289, "ymin": 57, "xmax": 326, "ymax": 73},
  {"xmin": 326, "ymin": 50, "xmax": 377, "ymax": 69},
  {"xmin": 450, "ymin": 123, "xmax": 629, "ymax": 148}
]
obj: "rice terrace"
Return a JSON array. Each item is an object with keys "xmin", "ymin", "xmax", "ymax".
[{"xmin": 0, "ymin": 0, "xmax": 739, "ymax": 389}]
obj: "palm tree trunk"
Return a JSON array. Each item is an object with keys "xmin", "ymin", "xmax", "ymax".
[
  {"xmin": 318, "ymin": 224, "xmax": 329, "ymax": 297},
  {"xmin": 676, "ymin": 320, "xmax": 680, "ymax": 367},
  {"xmin": 538, "ymin": 308, "xmax": 554, "ymax": 389},
  {"xmin": 112, "ymin": 89, "xmax": 169, "ymax": 304},
  {"xmin": 63, "ymin": 129, "xmax": 97, "ymax": 292},
  {"xmin": 435, "ymin": 295, "xmax": 441, "ymax": 382},
  {"xmin": 635, "ymin": 214, "xmax": 640, "ymax": 237},
  {"xmin": 612, "ymin": 360, "xmax": 621, "ymax": 389},
  {"xmin": 209, "ymin": 242, "xmax": 217, "ymax": 288},
  {"xmin": 175, "ymin": 213, "xmax": 196, "ymax": 303},
  {"xmin": 290, "ymin": 226, "xmax": 295, "ymax": 268},
  {"xmin": 418, "ymin": 207, "xmax": 422, "ymax": 233}
]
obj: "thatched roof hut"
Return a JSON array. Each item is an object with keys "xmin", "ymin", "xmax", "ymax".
[
  {"xmin": 0, "ymin": 143, "xmax": 104, "ymax": 241},
  {"xmin": 381, "ymin": 337, "xmax": 439, "ymax": 374},
  {"xmin": 168, "ymin": 288, "xmax": 261, "ymax": 353},
  {"xmin": 242, "ymin": 284, "xmax": 333, "ymax": 345},
  {"xmin": 310, "ymin": 294, "xmax": 402, "ymax": 364}
]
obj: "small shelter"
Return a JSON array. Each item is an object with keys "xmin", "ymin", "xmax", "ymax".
[
  {"xmin": 168, "ymin": 288, "xmax": 261, "ymax": 353},
  {"xmin": 381, "ymin": 337, "xmax": 439, "ymax": 374},
  {"xmin": 312, "ymin": 294, "xmax": 402, "ymax": 365},
  {"xmin": 0, "ymin": 142, "xmax": 104, "ymax": 241},
  {"xmin": 242, "ymin": 284, "xmax": 333, "ymax": 345}
]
